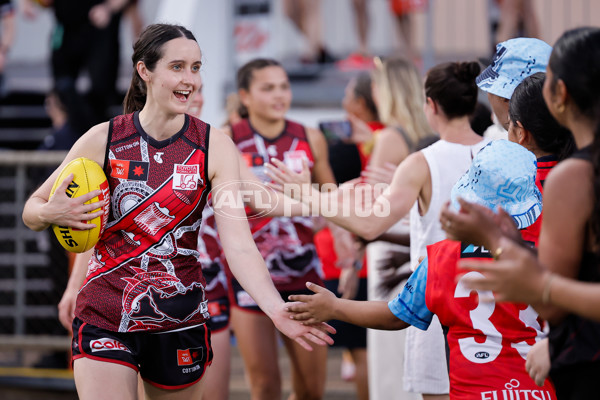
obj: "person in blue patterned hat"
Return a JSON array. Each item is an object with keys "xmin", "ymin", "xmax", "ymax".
[
  {"xmin": 442, "ymin": 26, "xmax": 600, "ymax": 400},
  {"xmin": 476, "ymin": 37, "xmax": 551, "ymax": 131},
  {"xmin": 285, "ymin": 140, "xmax": 557, "ymax": 400}
]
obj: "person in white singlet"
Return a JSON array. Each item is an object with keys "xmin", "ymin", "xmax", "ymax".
[
  {"xmin": 267, "ymin": 60, "xmax": 490, "ymax": 400},
  {"xmin": 362, "ymin": 56, "xmax": 432, "ymax": 400}
]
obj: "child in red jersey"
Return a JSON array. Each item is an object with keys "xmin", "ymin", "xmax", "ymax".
[
  {"xmin": 286, "ymin": 140, "xmax": 557, "ymax": 400},
  {"xmin": 504, "ymin": 72, "xmax": 574, "ymax": 245},
  {"xmin": 442, "ymin": 27, "xmax": 600, "ymax": 400}
]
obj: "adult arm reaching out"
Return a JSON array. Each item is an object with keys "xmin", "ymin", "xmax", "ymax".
[
  {"xmin": 457, "ymin": 158, "xmax": 595, "ymax": 323},
  {"xmin": 265, "ymin": 150, "xmax": 429, "ymax": 240},
  {"xmin": 460, "ymin": 235, "xmax": 600, "ymax": 322},
  {"xmin": 209, "ymin": 129, "xmax": 335, "ymax": 350}
]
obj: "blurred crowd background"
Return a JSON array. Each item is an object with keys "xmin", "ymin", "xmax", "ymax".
[{"xmin": 2, "ymin": 0, "xmax": 599, "ymax": 130}]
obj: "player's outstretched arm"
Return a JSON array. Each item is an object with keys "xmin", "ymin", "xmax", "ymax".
[{"xmin": 209, "ymin": 129, "xmax": 335, "ymax": 351}]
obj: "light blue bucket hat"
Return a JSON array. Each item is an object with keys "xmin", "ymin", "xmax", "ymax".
[
  {"xmin": 450, "ymin": 140, "xmax": 542, "ymax": 229},
  {"xmin": 476, "ymin": 37, "xmax": 552, "ymax": 100}
]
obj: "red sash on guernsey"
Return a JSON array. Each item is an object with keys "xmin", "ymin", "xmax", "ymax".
[
  {"xmin": 75, "ymin": 113, "xmax": 211, "ymax": 333},
  {"xmin": 521, "ymin": 156, "xmax": 558, "ymax": 245},
  {"xmin": 87, "ymin": 151, "xmax": 205, "ymax": 284},
  {"xmin": 425, "ymin": 240, "xmax": 556, "ymax": 399}
]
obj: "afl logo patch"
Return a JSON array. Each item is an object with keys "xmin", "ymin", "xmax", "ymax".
[{"xmin": 475, "ymin": 351, "xmax": 490, "ymax": 359}]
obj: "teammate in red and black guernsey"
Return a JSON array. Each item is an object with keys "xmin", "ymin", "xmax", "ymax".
[
  {"xmin": 286, "ymin": 140, "xmax": 557, "ymax": 400},
  {"xmin": 222, "ymin": 58, "xmax": 339, "ymax": 400}
]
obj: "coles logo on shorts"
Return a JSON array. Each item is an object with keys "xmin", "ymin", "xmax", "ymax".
[
  {"xmin": 173, "ymin": 164, "xmax": 202, "ymax": 191},
  {"xmin": 90, "ymin": 338, "xmax": 131, "ymax": 353},
  {"xmin": 177, "ymin": 347, "xmax": 204, "ymax": 366}
]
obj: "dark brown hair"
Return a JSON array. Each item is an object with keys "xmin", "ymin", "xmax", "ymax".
[
  {"xmin": 353, "ymin": 72, "xmax": 378, "ymax": 120},
  {"xmin": 509, "ymin": 72, "xmax": 574, "ymax": 161},
  {"xmin": 123, "ymin": 24, "xmax": 197, "ymax": 114},
  {"xmin": 549, "ymin": 27, "xmax": 600, "ymax": 249},
  {"xmin": 236, "ymin": 58, "xmax": 283, "ymax": 119},
  {"xmin": 425, "ymin": 61, "xmax": 480, "ymax": 119}
]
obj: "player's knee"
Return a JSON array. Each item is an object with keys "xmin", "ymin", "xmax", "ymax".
[
  {"xmin": 251, "ymin": 385, "xmax": 281, "ymax": 400},
  {"xmin": 250, "ymin": 375, "xmax": 281, "ymax": 399},
  {"xmin": 293, "ymin": 384, "xmax": 324, "ymax": 400}
]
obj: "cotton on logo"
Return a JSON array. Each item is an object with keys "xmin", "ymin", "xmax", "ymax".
[{"xmin": 90, "ymin": 338, "xmax": 131, "ymax": 353}]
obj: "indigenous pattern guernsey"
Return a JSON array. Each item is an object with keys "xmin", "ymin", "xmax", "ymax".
[
  {"xmin": 230, "ymin": 119, "xmax": 321, "ymax": 292},
  {"xmin": 198, "ymin": 202, "xmax": 229, "ymax": 302},
  {"xmin": 75, "ymin": 112, "xmax": 211, "ymax": 333}
]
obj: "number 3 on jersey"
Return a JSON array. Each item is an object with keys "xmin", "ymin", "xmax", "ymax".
[{"xmin": 455, "ymin": 271, "xmax": 543, "ymax": 364}]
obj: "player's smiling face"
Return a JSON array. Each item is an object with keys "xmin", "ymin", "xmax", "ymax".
[{"xmin": 146, "ymin": 37, "xmax": 202, "ymax": 115}]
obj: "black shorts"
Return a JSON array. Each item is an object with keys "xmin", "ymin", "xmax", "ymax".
[
  {"xmin": 324, "ymin": 278, "xmax": 367, "ymax": 349},
  {"xmin": 206, "ymin": 297, "xmax": 230, "ymax": 333},
  {"xmin": 72, "ymin": 317, "xmax": 213, "ymax": 389}
]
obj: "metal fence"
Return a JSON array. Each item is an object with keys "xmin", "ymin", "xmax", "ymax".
[{"xmin": 0, "ymin": 151, "xmax": 69, "ymax": 344}]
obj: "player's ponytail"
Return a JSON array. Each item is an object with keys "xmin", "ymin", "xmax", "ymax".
[{"xmin": 123, "ymin": 71, "xmax": 147, "ymax": 114}]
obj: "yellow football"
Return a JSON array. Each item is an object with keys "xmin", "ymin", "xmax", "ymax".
[{"xmin": 49, "ymin": 157, "xmax": 110, "ymax": 253}]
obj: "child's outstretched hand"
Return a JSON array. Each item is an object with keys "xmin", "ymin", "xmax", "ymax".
[{"xmin": 287, "ymin": 282, "xmax": 338, "ymax": 324}]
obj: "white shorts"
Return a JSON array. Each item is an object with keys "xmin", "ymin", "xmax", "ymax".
[{"xmin": 403, "ymin": 315, "xmax": 450, "ymax": 394}]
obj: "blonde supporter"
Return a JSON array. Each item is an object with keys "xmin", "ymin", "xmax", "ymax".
[{"xmin": 363, "ymin": 56, "xmax": 433, "ymax": 400}]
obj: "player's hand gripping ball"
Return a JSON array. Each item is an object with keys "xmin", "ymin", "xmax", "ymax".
[{"xmin": 49, "ymin": 158, "xmax": 110, "ymax": 253}]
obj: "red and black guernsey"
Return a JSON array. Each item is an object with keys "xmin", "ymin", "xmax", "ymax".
[
  {"xmin": 75, "ymin": 112, "xmax": 211, "ymax": 333},
  {"xmin": 197, "ymin": 202, "xmax": 229, "ymax": 302},
  {"xmin": 521, "ymin": 154, "xmax": 558, "ymax": 245},
  {"xmin": 230, "ymin": 119, "xmax": 322, "ymax": 292}
]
